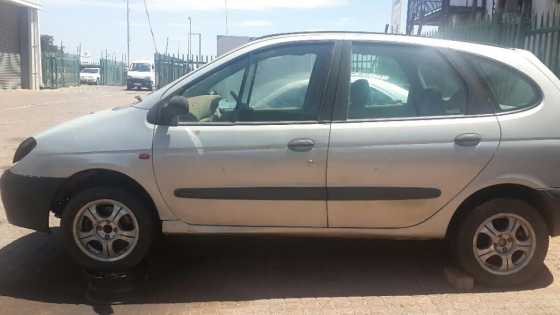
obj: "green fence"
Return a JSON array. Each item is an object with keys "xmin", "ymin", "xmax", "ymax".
[
  {"xmin": 100, "ymin": 55, "xmax": 127, "ymax": 86},
  {"xmin": 154, "ymin": 53, "xmax": 214, "ymax": 89},
  {"xmin": 424, "ymin": 13, "xmax": 560, "ymax": 77},
  {"xmin": 352, "ymin": 54, "xmax": 379, "ymax": 73},
  {"xmin": 42, "ymin": 52, "xmax": 81, "ymax": 89}
]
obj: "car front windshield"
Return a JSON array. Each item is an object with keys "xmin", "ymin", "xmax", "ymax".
[
  {"xmin": 81, "ymin": 68, "xmax": 99, "ymax": 74},
  {"xmin": 130, "ymin": 63, "xmax": 151, "ymax": 72}
]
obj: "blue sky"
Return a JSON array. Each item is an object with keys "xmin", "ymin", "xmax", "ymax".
[{"xmin": 41, "ymin": 0, "xmax": 397, "ymax": 61}]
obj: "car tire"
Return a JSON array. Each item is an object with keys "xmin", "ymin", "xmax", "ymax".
[
  {"xmin": 61, "ymin": 187, "xmax": 158, "ymax": 271},
  {"xmin": 452, "ymin": 198, "xmax": 549, "ymax": 287}
]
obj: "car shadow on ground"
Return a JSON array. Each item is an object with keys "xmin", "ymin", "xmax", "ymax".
[{"xmin": 0, "ymin": 228, "xmax": 553, "ymax": 309}]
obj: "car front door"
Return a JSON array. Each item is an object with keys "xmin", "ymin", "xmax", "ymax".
[
  {"xmin": 327, "ymin": 42, "xmax": 501, "ymax": 228},
  {"xmin": 153, "ymin": 42, "xmax": 335, "ymax": 227}
]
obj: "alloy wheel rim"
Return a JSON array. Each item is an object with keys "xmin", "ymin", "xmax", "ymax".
[
  {"xmin": 73, "ymin": 199, "xmax": 139, "ymax": 262},
  {"xmin": 472, "ymin": 213, "xmax": 536, "ymax": 276}
]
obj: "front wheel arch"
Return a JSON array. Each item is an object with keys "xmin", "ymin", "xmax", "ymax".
[{"xmin": 51, "ymin": 169, "xmax": 160, "ymax": 223}]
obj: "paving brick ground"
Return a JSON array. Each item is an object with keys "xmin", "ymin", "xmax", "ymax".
[{"xmin": 0, "ymin": 86, "xmax": 560, "ymax": 314}]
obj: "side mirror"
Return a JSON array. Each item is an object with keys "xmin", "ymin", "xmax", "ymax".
[{"xmin": 159, "ymin": 96, "xmax": 190, "ymax": 126}]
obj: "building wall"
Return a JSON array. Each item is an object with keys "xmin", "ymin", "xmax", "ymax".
[
  {"xmin": 532, "ymin": 0, "xmax": 555, "ymax": 15},
  {"xmin": 391, "ymin": 0, "xmax": 403, "ymax": 33},
  {"xmin": 495, "ymin": 0, "xmax": 552, "ymax": 16},
  {"xmin": 26, "ymin": 7, "xmax": 41, "ymax": 89},
  {"xmin": 0, "ymin": 1, "xmax": 22, "ymax": 89},
  {"xmin": 0, "ymin": 0, "xmax": 41, "ymax": 90}
]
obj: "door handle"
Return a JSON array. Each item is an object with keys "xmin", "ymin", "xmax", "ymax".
[
  {"xmin": 455, "ymin": 133, "xmax": 482, "ymax": 147},
  {"xmin": 288, "ymin": 138, "xmax": 315, "ymax": 152}
]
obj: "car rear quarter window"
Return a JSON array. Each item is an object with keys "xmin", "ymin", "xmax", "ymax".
[{"xmin": 467, "ymin": 56, "xmax": 541, "ymax": 113}]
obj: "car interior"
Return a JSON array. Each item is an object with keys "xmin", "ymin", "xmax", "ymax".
[
  {"xmin": 168, "ymin": 45, "xmax": 331, "ymax": 124},
  {"xmin": 348, "ymin": 48, "xmax": 467, "ymax": 120}
]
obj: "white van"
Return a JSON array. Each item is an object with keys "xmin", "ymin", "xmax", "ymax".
[
  {"xmin": 127, "ymin": 61, "xmax": 155, "ymax": 91},
  {"xmin": 80, "ymin": 68, "xmax": 101, "ymax": 85}
]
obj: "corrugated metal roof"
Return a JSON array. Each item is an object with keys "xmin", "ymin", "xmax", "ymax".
[{"xmin": 2, "ymin": 0, "xmax": 41, "ymax": 9}]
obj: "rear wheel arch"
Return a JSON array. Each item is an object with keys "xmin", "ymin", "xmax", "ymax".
[
  {"xmin": 446, "ymin": 184, "xmax": 552, "ymax": 239},
  {"xmin": 52, "ymin": 169, "xmax": 160, "ymax": 222}
]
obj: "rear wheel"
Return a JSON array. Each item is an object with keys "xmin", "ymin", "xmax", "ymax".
[
  {"xmin": 452, "ymin": 198, "xmax": 549, "ymax": 287},
  {"xmin": 61, "ymin": 187, "xmax": 158, "ymax": 271}
]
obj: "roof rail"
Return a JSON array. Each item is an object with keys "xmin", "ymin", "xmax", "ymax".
[
  {"xmin": 254, "ymin": 31, "xmax": 417, "ymax": 41},
  {"xmin": 254, "ymin": 31, "xmax": 514, "ymax": 50}
]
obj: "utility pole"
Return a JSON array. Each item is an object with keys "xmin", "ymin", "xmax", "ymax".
[
  {"xmin": 191, "ymin": 33, "xmax": 202, "ymax": 60},
  {"xmin": 126, "ymin": 0, "xmax": 130, "ymax": 66},
  {"xmin": 197, "ymin": 33, "xmax": 201, "ymax": 60},
  {"xmin": 225, "ymin": 0, "xmax": 229, "ymax": 35},
  {"xmin": 187, "ymin": 16, "xmax": 192, "ymax": 58}
]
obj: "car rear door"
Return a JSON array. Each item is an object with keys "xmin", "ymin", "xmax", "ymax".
[
  {"xmin": 326, "ymin": 42, "xmax": 501, "ymax": 228},
  {"xmin": 153, "ymin": 42, "xmax": 337, "ymax": 227}
]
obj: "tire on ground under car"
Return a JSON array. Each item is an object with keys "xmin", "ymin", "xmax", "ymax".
[
  {"xmin": 61, "ymin": 186, "xmax": 158, "ymax": 271},
  {"xmin": 451, "ymin": 198, "xmax": 549, "ymax": 287}
]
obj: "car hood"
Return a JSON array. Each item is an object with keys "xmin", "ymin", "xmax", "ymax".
[{"xmin": 33, "ymin": 106, "xmax": 154, "ymax": 155}]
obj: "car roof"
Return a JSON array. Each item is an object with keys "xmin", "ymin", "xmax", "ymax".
[
  {"xmin": 158, "ymin": 31, "xmax": 537, "ymax": 101},
  {"xmin": 249, "ymin": 31, "xmax": 518, "ymax": 59}
]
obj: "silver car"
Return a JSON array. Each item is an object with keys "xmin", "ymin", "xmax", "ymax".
[{"xmin": 2, "ymin": 32, "xmax": 560, "ymax": 287}]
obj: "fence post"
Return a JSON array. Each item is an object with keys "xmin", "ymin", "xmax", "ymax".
[{"xmin": 552, "ymin": 13, "xmax": 560, "ymax": 76}]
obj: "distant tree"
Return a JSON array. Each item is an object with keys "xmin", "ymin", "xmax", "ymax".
[{"xmin": 41, "ymin": 35, "xmax": 62, "ymax": 54}]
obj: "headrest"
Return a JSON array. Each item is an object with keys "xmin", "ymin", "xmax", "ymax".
[{"xmin": 351, "ymin": 79, "xmax": 370, "ymax": 107}]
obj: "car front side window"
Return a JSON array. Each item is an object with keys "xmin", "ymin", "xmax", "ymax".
[
  {"xmin": 176, "ymin": 58, "xmax": 248, "ymax": 123},
  {"xmin": 237, "ymin": 44, "xmax": 331, "ymax": 123},
  {"xmin": 172, "ymin": 43, "xmax": 332, "ymax": 124}
]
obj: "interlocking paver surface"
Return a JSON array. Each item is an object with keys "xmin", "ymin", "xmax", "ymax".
[{"xmin": 0, "ymin": 86, "xmax": 559, "ymax": 315}]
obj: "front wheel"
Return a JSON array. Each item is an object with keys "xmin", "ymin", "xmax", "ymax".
[
  {"xmin": 452, "ymin": 198, "xmax": 549, "ymax": 287},
  {"xmin": 61, "ymin": 187, "xmax": 158, "ymax": 271}
]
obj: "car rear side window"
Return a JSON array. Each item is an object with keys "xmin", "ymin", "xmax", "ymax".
[
  {"xmin": 468, "ymin": 56, "xmax": 541, "ymax": 112},
  {"xmin": 347, "ymin": 43, "xmax": 468, "ymax": 120}
]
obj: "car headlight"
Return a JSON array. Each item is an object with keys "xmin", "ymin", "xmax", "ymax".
[
  {"xmin": 13, "ymin": 137, "xmax": 37, "ymax": 163},
  {"xmin": 144, "ymin": 76, "xmax": 151, "ymax": 81}
]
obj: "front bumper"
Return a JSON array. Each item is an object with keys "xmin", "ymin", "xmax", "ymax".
[
  {"xmin": 127, "ymin": 78, "xmax": 152, "ymax": 87},
  {"xmin": 80, "ymin": 78, "xmax": 98, "ymax": 84},
  {"xmin": 0, "ymin": 170, "xmax": 65, "ymax": 232}
]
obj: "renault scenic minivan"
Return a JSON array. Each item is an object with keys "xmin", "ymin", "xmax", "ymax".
[{"xmin": 3, "ymin": 32, "xmax": 560, "ymax": 287}]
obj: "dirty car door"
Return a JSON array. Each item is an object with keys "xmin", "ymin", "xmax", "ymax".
[
  {"xmin": 153, "ymin": 43, "xmax": 335, "ymax": 227},
  {"xmin": 327, "ymin": 43, "xmax": 500, "ymax": 228}
]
